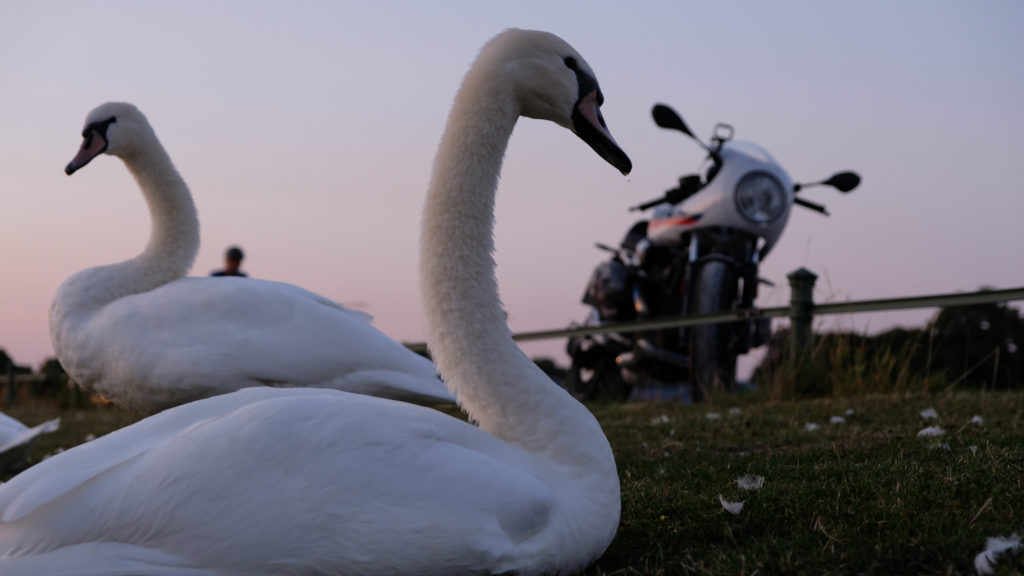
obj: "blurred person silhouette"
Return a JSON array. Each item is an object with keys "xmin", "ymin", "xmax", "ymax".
[{"xmin": 211, "ymin": 246, "xmax": 247, "ymax": 277}]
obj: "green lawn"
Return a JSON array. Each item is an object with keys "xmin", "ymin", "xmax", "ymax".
[
  {"xmin": 585, "ymin": 392, "xmax": 1023, "ymax": 575},
  {"xmin": 3, "ymin": 391, "xmax": 1022, "ymax": 575}
]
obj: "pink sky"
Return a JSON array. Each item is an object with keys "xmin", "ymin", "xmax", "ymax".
[{"xmin": 2, "ymin": 1, "xmax": 1022, "ymax": 378}]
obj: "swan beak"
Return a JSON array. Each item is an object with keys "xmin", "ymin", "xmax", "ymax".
[
  {"xmin": 65, "ymin": 130, "xmax": 108, "ymax": 175},
  {"xmin": 572, "ymin": 89, "xmax": 632, "ymax": 175}
]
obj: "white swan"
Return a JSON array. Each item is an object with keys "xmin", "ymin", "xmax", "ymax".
[
  {"xmin": 0, "ymin": 412, "xmax": 59, "ymax": 474},
  {"xmin": 53, "ymin": 102, "xmax": 453, "ymax": 413},
  {"xmin": 0, "ymin": 29, "xmax": 631, "ymax": 575}
]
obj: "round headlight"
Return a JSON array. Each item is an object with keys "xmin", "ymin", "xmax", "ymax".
[{"xmin": 735, "ymin": 171, "xmax": 785, "ymax": 224}]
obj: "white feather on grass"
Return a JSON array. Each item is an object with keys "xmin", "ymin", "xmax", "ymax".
[
  {"xmin": 805, "ymin": 422, "xmax": 820, "ymax": 431},
  {"xmin": 970, "ymin": 415, "xmax": 984, "ymax": 425},
  {"xmin": 830, "ymin": 416, "xmax": 846, "ymax": 424},
  {"xmin": 920, "ymin": 407, "xmax": 939, "ymax": 419},
  {"xmin": 918, "ymin": 426, "xmax": 945, "ymax": 437},
  {"xmin": 728, "ymin": 407, "xmax": 742, "ymax": 416},
  {"xmin": 736, "ymin": 475, "xmax": 764, "ymax": 491},
  {"xmin": 706, "ymin": 412, "xmax": 721, "ymax": 420},
  {"xmin": 718, "ymin": 494, "xmax": 744, "ymax": 515},
  {"xmin": 650, "ymin": 414, "xmax": 670, "ymax": 426},
  {"xmin": 845, "ymin": 408, "xmax": 855, "ymax": 416},
  {"xmin": 974, "ymin": 533, "xmax": 1020, "ymax": 575}
]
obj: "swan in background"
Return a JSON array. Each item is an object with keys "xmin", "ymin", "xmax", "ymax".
[
  {"xmin": 0, "ymin": 412, "xmax": 59, "ymax": 474},
  {"xmin": 0, "ymin": 29, "xmax": 630, "ymax": 575},
  {"xmin": 53, "ymin": 102, "xmax": 453, "ymax": 413}
]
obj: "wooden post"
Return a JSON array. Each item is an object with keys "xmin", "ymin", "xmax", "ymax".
[
  {"xmin": 5, "ymin": 359, "xmax": 14, "ymax": 407},
  {"xmin": 788, "ymin": 267, "xmax": 818, "ymax": 363}
]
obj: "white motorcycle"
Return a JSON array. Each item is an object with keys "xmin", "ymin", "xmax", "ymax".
[{"xmin": 567, "ymin": 103, "xmax": 860, "ymax": 401}]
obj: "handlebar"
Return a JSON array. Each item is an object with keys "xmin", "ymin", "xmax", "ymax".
[
  {"xmin": 629, "ymin": 174, "xmax": 703, "ymax": 212},
  {"xmin": 629, "ymin": 196, "xmax": 669, "ymax": 212},
  {"xmin": 636, "ymin": 190, "xmax": 831, "ymax": 215},
  {"xmin": 793, "ymin": 197, "xmax": 829, "ymax": 216}
]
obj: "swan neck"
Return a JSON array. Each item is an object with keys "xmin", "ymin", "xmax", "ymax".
[
  {"xmin": 125, "ymin": 141, "xmax": 199, "ymax": 278},
  {"xmin": 420, "ymin": 69, "xmax": 614, "ymax": 470},
  {"xmin": 420, "ymin": 84, "xmax": 519, "ymax": 412},
  {"xmin": 63, "ymin": 136, "xmax": 200, "ymax": 312}
]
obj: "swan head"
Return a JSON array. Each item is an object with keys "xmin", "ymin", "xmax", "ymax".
[
  {"xmin": 66, "ymin": 102, "xmax": 154, "ymax": 175},
  {"xmin": 484, "ymin": 29, "xmax": 631, "ymax": 175}
]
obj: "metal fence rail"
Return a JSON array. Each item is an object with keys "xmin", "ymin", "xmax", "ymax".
[
  {"xmin": 404, "ymin": 269, "xmax": 1024, "ymax": 355},
  {"xmin": 812, "ymin": 288, "xmax": 1024, "ymax": 315},
  {"xmin": 5, "ymin": 272, "xmax": 1023, "ymax": 406}
]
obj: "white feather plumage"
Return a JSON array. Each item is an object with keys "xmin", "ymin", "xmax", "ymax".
[
  {"xmin": 974, "ymin": 533, "xmax": 1020, "ymax": 575},
  {"xmin": 52, "ymin": 102, "xmax": 452, "ymax": 413},
  {"xmin": 0, "ymin": 28, "xmax": 627, "ymax": 575},
  {"xmin": 736, "ymin": 475, "xmax": 764, "ymax": 491},
  {"xmin": 719, "ymin": 495, "xmax": 745, "ymax": 515},
  {"xmin": 0, "ymin": 413, "xmax": 59, "ymax": 473}
]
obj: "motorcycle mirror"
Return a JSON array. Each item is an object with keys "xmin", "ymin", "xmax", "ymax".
[
  {"xmin": 794, "ymin": 171, "xmax": 862, "ymax": 193},
  {"xmin": 652, "ymin": 104, "xmax": 698, "ymax": 140},
  {"xmin": 823, "ymin": 171, "xmax": 861, "ymax": 193},
  {"xmin": 652, "ymin": 103, "xmax": 715, "ymax": 158}
]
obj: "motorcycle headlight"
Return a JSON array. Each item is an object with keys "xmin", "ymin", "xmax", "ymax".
[{"xmin": 734, "ymin": 171, "xmax": 785, "ymax": 224}]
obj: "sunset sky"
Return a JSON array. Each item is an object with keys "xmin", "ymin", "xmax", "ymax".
[{"xmin": 1, "ymin": 1, "xmax": 1022, "ymax": 378}]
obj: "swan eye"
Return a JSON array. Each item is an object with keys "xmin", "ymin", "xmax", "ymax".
[
  {"xmin": 563, "ymin": 56, "xmax": 578, "ymax": 71},
  {"xmin": 83, "ymin": 117, "xmax": 117, "ymax": 138}
]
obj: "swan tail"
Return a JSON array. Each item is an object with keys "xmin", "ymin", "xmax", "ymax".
[
  {"xmin": 328, "ymin": 370, "xmax": 456, "ymax": 406},
  {"xmin": 0, "ymin": 417, "xmax": 60, "ymax": 453},
  {"xmin": 0, "ymin": 542, "xmax": 219, "ymax": 576},
  {"xmin": 0, "ymin": 417, "xmax": 61, "ymax": 473}
]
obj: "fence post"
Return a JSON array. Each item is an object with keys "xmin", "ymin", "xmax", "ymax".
[
  {"xmin": 787, "ymin": 268, "xmax": 818, "ymax": 362},
  {"xmin": 5, "ymin": 359, "xmax": 14, "ymax": 407}
]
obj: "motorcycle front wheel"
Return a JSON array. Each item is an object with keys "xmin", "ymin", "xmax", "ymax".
[{"xmin": 690, "ymin": 259, "xmax": 739, "ymax": 402}]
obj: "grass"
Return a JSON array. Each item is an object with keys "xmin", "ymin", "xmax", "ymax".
[
  {"xmin": 584, "ymin": 392, "xmax": 1023, "ymax": 575},
  {"xmin": 3, "ymin": 390, "xmax": 1023, "ymax": 575}
]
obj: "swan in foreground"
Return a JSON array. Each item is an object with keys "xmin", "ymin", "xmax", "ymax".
[
  {"xmin": 0, "ymin": 29, "xmax": 631, "ymax": 575},
  {"xmin": 53, "ymin": 102, "xmax": 453, "ymax": 413},
  {"xmin": 0, "ymin": 412, "xmax": 59, "ymax": 474}
]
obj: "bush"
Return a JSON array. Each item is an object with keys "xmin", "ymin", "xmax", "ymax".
[{"xmin": 754, "ymin": 299, "xmax": 1023, "ymax": 399}]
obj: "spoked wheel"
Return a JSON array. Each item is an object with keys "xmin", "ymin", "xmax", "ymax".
[{"xmin": 690, "ymin": 259, "xmax": 739, "ymax": 402}]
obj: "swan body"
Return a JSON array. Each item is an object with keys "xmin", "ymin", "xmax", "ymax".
[
  {"xmin": 2, "ymin": 29, "xmax": 630, "ymax": 575},
  {"xmin": 53, "ymin": 102, "xmax": 453, "ymax": 413},
  {"xmin": 0, "ymin": 388, "xmax": 582, "ymax": 575},
  {"xmin": 0, "ymin": 413, "xmax": 59, "ymax": 473}
]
